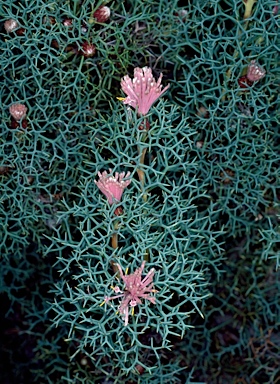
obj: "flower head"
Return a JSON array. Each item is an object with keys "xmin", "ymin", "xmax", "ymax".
[
  {"xmin": 63, "ymin": 18, "xmax": 73, "ymax": 27},
  {"xmin": 105, "ymin": 261, "xmax": 157, "ymax": 326},
  {"xmin": 81, "ymin": 41, "xmax": 96, "ymax": 57},
  {"xmin": 93, "ymin": 6, "xmax": 111, "ymax": 23},
  {"xmin": 247, "ymin": 60, "xmax": 266, "ymax": 82},
  {"xmin": 4, "ymin": 19, "xmax": 19, "ymax": 33},
  {"xmin": 94, "ymin": 169, "xmax": 131, "ymax": 205},
  {"xmin": 121, "ymin": 67, "xmax": 170, "ymax": 115},
  {"xmin": 9, "ymin": 103, "xmax": 27, "ymax": 121}
]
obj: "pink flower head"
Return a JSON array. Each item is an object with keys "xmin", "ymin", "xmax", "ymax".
[
  {"xmin": 94, "ymin": 169, "xmax": 131, "ymax": 205},
  {"xmin": 9, "ymin": 103, "xmax": 27, "ymax": 121},
  {"xmin": 105, "ymin": 261, "xmax": 157, "ymax": 326},
  {"xmin": 121, "ymin": 67, "xmax": 170, "ymax": 115},
  {"xmin": 4, "ymin": 19, "xmax": 19, "ymax": 33},
  {"xmin": 247, "ymin": 60, "xmax": 266, "ymax": 82}
]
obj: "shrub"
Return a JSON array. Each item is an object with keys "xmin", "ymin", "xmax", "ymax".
[{"xmin": 1, "ymin": 0, "xmax": 279, "ymax": 382}]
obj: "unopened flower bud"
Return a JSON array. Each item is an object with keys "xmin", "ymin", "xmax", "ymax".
[
  {"xmin": 9, "ymin": 103, "xmax": 27, "ymax": 121},
  {"xmin": 196, "ymin": 141, "xmax": 204, "ymax": 148},
  {"xmin": 81, "ymin": 41, "xmax": 96, "ymax": 57},
  {"xmin": 135, "ymin": 364, "xmax": 145, "ymax": 375},
  {"xmin": 16, "ymin": 28, "xmax": 25, "ymax": 36},
  {"xmin": 63, "ymin": 18, "xmax": 73, "ymax": 27},
  {"xmin": 247, "ymin": 60, "xmax": 266, "ymax": 82},
  {"xmin": 4, "ymin": 19, "xmax": 19, "ymax": 33},
  {"xmin": 10, "ymin": 119, "xmax": 28, "ymax": 129},
  {"xmin": 238, "ymin": 75, "xmax": 253, "ymax": 89},
  {"xmin": 138, "ymin": 119, "xmax": 150, "ymax": 131},
  {"xmin": 93, "ymin": 6, "xmax": 111, "ymax": 23},
  {"xmin": 114, "ymin": 206, "xmax": 123, "ymax": 216},
  {"xmin": 272, "ymin": 5, "xmax": 279, "ymax": 15}
]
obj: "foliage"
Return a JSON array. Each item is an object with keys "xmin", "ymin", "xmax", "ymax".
[{"xmin": 0, "ymin": 0, "xmax": 279, "ymax": 383}]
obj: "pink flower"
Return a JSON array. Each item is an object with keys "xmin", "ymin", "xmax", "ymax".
[
  {"xmin": 94, "ymin": 169, "xmax": 131, "ymax": 205},
  {"xmin": 121, "ymin": 67, "xmax": 170, "ymax": 115},
  {"xmin": 105, "ymin": 261, "xmax": 157, "ymax": 326},
  {"xmin": 9, "ymin": 103, "xmax": 27, "ymax": 121},
  {"xmin": 247, "ymin": 60, "xmax": 266, "ymax": 82}
]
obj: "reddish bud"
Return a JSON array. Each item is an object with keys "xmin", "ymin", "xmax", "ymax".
[
  {"xmin": 93, "ymin": 6, "xmax": 111, "ymax": 23},
  {"xmin": 139, "ymin": 119, "xmax": 150, "ymax": 131},
  {"xmin": 9, "ymin": 103, "xmax": 27, "ymax": 121},
  {"xmin": 114, "ymin": 206, "xmax": 123, "ymax": 216},
  {"xmin": 10, "ymin": 118, "xmax": 28, "ymax": 129},
  {"xmin": 63, "ymin": 18, "xmax": 73, "ymax": 27},
  {"xmin": 80, "ymin": 41, "xmax": 96, "ymax": 57},
  {"xmin": 238, "ymin": 75, "xmax": 253, "ymax": 89},
  {"xmin": 135, "ymin": 364, "xmax": 145, "ymax": 375},
  {"xmin": 273, "ymin": 5, "xmax": 279, "ymax": 15},
  {"xmin": 15, "ymin": 28, "xmax": 25, "ymax": 36},
  {"xmin": 4, "ymin": 19, "xmax": 19, "ymax": 33}
]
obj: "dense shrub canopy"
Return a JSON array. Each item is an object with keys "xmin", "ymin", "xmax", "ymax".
[{"xmin": 0, "ymin": 0, "xmax": 279, "ymax": 383}]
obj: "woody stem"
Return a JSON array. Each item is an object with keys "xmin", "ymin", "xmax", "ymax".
[
  {"xmin": 243, "ymin": 0, "xmax": 257, "ymax": 20},
  {"xmin": 222, "ymin": 0, "xmax": 257, "ymax": 100},
  {"xmin": 137, "ymin": 146, "xmax": 148, "ymax": 202},
  {"xmin": 111, "ymin": 221, "xmax": 119, "ymax": 274},
  {"xmin": 136, "ymin": 147, "xmax": 149, "ymax": 262},
  {"xmin": 112, "ymin": 232, "xmax": 118, "ymax": 249}
]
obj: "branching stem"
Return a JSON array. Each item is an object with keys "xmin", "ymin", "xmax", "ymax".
[
  {"xmin": 137, "ymin": 125, "xmax": 149, "ymax": 261},
  {"xmin": 137, "ymin": 146, "xmax": 148, "ymax": 202},
  {"xmin": 243, "ymin": 0, "xmax": 257, "ymax": 20},
  {"xmin": 111, "ymin": 221, "xmax": 119, "ymax": 274},
  {"xmin": 222, "ymin": 0, "xmax": 257, "ymax": 100}
]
